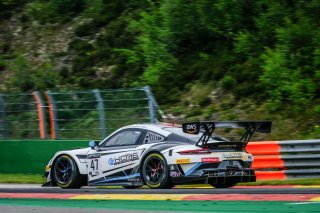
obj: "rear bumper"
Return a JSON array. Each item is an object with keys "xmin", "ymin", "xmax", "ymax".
[{"xmin": 171, "ymin": 169, "xmax": 256, "ymax": 184}]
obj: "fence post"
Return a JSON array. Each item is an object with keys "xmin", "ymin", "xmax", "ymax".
[
  {"xmin": 32, "ymin": 91, "xmax": 47, "ymax": 139},
  {"xmin": 45, "ymin": 90, "xmax": 60, "ymax": 139},
  {"xmin": 93, "ymin": 89, "xmax": 107, "ymax": 138},
  {"xmin": 0, "ymin": 93, "xmax": 7, "ymax": 139},
  {"xmin": 143, "ymin": 86, "xmax": 158, "ymax": 123}
]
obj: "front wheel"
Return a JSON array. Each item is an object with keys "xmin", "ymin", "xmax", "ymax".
[
  {"xmin": 210, "ymin": 182, "xmax": 237, "ymax": 188},
  {"xmin": 141, "ymin": 153, "xmax": 174, "ymax": 189},
  {"xmin": 52, "ymin": 155, "xmax": 85, "ymax": 189}
]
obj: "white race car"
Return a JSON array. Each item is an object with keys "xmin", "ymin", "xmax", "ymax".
[{"xmin": 43, "ymin": 121, "xmax": 271, "ymax": 189}]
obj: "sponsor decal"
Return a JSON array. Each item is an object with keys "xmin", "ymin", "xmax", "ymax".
[
  {"xmin": 108, "ymin": 152, "xmax": 139, "ymax": 166},
  {"xmin": 170, "ymin": 171, "xmax": 181, "ymax": 177},
  {"xmin": 88, "ymin": 153, "xmax": 101, "ymax": 159},
  {"xmin": 176, "ymin": 158, "xmax": 190, "ymax": 164},
  {"xmin": 202, "ymin": 157, "xmax": 219, "ymax": 163},
  {"xmin": 222, "ymin": 153, "xmax": 242, "ymax": 159},
  {"xmin": 182, "ymin": 122, "xmax": 200, "ymax": 134},
  {"xmin": 108, "ymin": 158, "xmax": 115, "ymax": 166}
]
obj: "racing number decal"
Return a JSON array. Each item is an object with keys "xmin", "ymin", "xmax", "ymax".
[
  {"xmin": 88, "ymin": 154, "xmax": 101, "ymax": 177},
  {"xmin": 90, "ymin": 159, "xmax": 98, "ymax": 171}
]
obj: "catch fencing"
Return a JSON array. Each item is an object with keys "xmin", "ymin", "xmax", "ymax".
[
  {"xmin": 247, "ymin": 140, "xmax": 320, "ymax": 180},
  {"xmin": 0, "ymin": 86, "xmax": 158, "ymax": 140},
  {"xmin": 0, "ymin": 92, "xmax": 46, "ymax": 139}
]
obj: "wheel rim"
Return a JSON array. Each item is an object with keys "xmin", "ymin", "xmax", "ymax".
[
  {"xmin": 144, "ymin": 156, "xmax": 165, "ymax": 185},
  {"xmin": 54, "ymin": 156, "xmax": 74, "ymax": 185}
]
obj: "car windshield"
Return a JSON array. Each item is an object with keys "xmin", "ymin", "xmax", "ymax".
[{"xmin": 163, "ymin": 127, "xmax": 229, "ymax": 143}]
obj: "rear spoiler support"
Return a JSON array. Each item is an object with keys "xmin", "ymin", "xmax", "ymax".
[{"xmin": 182, "ymin": 121, "xmax": 272, "ymax": 148}]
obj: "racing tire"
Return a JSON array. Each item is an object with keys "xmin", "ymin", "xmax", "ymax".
[
  {"xmin": 52, "ymin": 155, "xmax": 85, "ymax": 189},
  {"xmin": 210, "ymin": 182, "xmax": 237, "ymax": 188},
  {"xmin": 141, "ymin": 153, "xmax": 174, "ymax": 189}
]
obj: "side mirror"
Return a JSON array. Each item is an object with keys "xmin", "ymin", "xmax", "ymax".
[{"xmin": 89, "ymin": 141, "xmax": 99, "ymax": 149}]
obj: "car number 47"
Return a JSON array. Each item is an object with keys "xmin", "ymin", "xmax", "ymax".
[{"xmin": 89, "ymin": 159, "xmax": 99, "ymax": 176}]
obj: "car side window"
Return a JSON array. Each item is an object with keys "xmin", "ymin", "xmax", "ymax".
[
  {"xmin": 104, "ymin": 130, "xmax": 142, "ymax": 147},
  {"xmin": 144, "ymin": 131, "xmax": 165, "ymax": 143}
]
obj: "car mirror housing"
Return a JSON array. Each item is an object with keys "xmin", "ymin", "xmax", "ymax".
[{"xmin": 89, "ymin": 141, "xmax": 99, "ymax": 149}]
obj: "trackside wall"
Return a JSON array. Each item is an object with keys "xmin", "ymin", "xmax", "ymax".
[{"xmin": 0, "ymin": 140, "xmax": 88, "ymax": 174}]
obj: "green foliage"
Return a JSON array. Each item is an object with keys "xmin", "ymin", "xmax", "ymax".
[
  {"xmin": 0, "ymin": 0, "xmax": 28, "ymax": 19},
  {"xmin": 26, "ymin": 0, "xmax": 85, "ymax": 23},
  {"xmin": 6, "ymin": 55, "xmax": 34, "ymax": 92},
  {"xmin": 260, "ymin": 48, "xmax": 315, "ymax": 112},
  {"xmin": 2, "ymin": 0, "xmax": 320, "ymax": 139},
  {"xmin": 6, "ymin": 55, "xmax": 60, "ymax": 92},
  {"xmin": 198, "ymin": 97, "xmax": 211, "ymax": 107},
  {"xmin": 220, "ymin": 75, "xmax": 237, "ymax": 90}
]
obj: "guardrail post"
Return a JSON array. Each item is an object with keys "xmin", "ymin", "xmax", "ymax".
[
  {"xmin": 45, "ymin": 90, "xmax": 60, "ymax": 139},
  {"xmin": 143, "ymin": 86, "xmax": 158, "ymax": 123},
  {"xmin": 0, "ymin": 93, "xmax": 7, "ymax": 139},
  {"xmin": 93, "ymin": 89, "xmax": 107, "ymax": 138},
  {"xmin": 32, "ymin": 91, "xmax": 47, "ymax": 139}
]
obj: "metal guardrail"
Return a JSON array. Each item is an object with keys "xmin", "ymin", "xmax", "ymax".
[
  {"xmin": 0, "ymin": 86, "xmax": 159, "ymax": 140},
  {"xmin": 248, "ymin": 140, "xmax": 320, "ymax": 180}
]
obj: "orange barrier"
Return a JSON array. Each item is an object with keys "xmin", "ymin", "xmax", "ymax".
[
  {"xmin": 255, "ymin": 171, "xmax": 287, "ymax": 180},
  {"xmin": 32, "ymin": 92, "xmax": 46, "ymax": 139},
  {"xmin": 252, "ymin": 155, "xmax": 285, "ymax": 170},
  {"xmin": 248, "ymin": 141, "xmax": 285, "ymax": 180},
  {"xmin": 246, "ymin": 141, "xmax": 281, "ymax": 155},
  {"xmin": 45, "ymin": 93, "xmax": 56, "ymax": 140}
]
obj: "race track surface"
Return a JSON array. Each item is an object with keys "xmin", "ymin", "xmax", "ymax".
[
  {"xmin": 0, "ymin": 184, "xmax": 319, "ymax": 213},
  {"xmin": 0, "ymin": 184, "xmax": 319, "ymax": 194}
]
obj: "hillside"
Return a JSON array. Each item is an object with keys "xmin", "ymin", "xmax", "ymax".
[{"xmin": 1, "ymin": 0, "xmax": 320, "ymax": 140}]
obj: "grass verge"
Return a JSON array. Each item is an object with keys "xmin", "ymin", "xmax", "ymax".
[{"xmin": 0, "ymin": 173, "xmax": 45, "ymax": 184}]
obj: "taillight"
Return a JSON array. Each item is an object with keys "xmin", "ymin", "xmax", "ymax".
[{"xmin": 178, "ymin": 148, "xmax": 210, "ymax": 155}]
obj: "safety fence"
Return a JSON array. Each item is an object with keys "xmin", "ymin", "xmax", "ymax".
[
  {"xmin": 0, "ymin": 92, "xmax": 44, "ymax": 139},
  {"xmin": 0, "ymin": 86, "xmax": 158, "ymax": 140},
  {"xmin": 247, "ymin": 140, "xmax": 320, "ymax": 180}
]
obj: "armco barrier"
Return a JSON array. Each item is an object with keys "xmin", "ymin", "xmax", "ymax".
[
  {"xmin": 0, "ymin": 140, "xmax": 88, "ymax": 174},
  {"xmin": 247, "ymin": 140, "xmax": 320, "ymax": 180}
]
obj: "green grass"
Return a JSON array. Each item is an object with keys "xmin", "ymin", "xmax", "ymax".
[
  {"xmin": 237, "ymin": 178, "xmax": 320, "ymax": 186},
  {"xmin": 0, "ymin": 173, "xmax": 45, "ymax": 184},
  {"xmin": 0, "ymin": 173, "xmax": 319, "ymax": 186}
]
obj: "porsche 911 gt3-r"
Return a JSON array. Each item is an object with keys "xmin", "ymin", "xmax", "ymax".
[{"xmin": 43, "ymin": 121, "xmax": 272, "ymax": 189}]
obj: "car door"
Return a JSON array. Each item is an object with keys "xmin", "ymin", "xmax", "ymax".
[{"xmin": 87, "ymin": 129, "xmax": 143, "ymax": 185}]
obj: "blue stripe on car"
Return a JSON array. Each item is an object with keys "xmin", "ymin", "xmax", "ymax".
[
  {"xmin": 185, "ymin": 163, "xmax": 202, "ymax": 176},
  {"xmin": 91, "ymin": 173, "xmax": 140, "ymax": 184}
]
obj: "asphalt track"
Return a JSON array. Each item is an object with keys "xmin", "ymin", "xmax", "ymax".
[
  {"xmin": 0, "ymin": 184, "xmax": 319, "ymax": 194},
  {"xmin": 0, "ymin": 184, "xmax": 319, "ymax": 213}
]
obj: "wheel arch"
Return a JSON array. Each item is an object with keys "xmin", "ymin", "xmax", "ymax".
[
  {"xmin": 57, "ymin": 152, "xmax": 87, "ymax": 174},
  {"xmin": 50, "ymin": 153, "xmax": 87, "ymax": 181}
]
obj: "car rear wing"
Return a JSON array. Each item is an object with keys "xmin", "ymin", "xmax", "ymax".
[{"xmin": 182, "ymin": 121, "xmax": 272, "ymax": 147}]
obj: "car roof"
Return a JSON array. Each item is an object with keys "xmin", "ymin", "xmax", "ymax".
[{"xmin": 119, "ymin": 123, "xmax": 180, "ymax": 137}]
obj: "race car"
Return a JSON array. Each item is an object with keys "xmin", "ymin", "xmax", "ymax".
[{"xmin": 43, "ymin": 121, "xmax": 271, "ymax": 189}]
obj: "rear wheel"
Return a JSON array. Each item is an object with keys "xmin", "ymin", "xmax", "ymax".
[
  {"xmin": 210, "ymin": 182, "xmax": 237, "ymax": 188},
  {"xmin": 142, "ymin": 153, "xmax": 174, "ymax": 189},
  {"xmin": 52, "ymin": 155, "xmax": 85, "ymax": 189}
]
